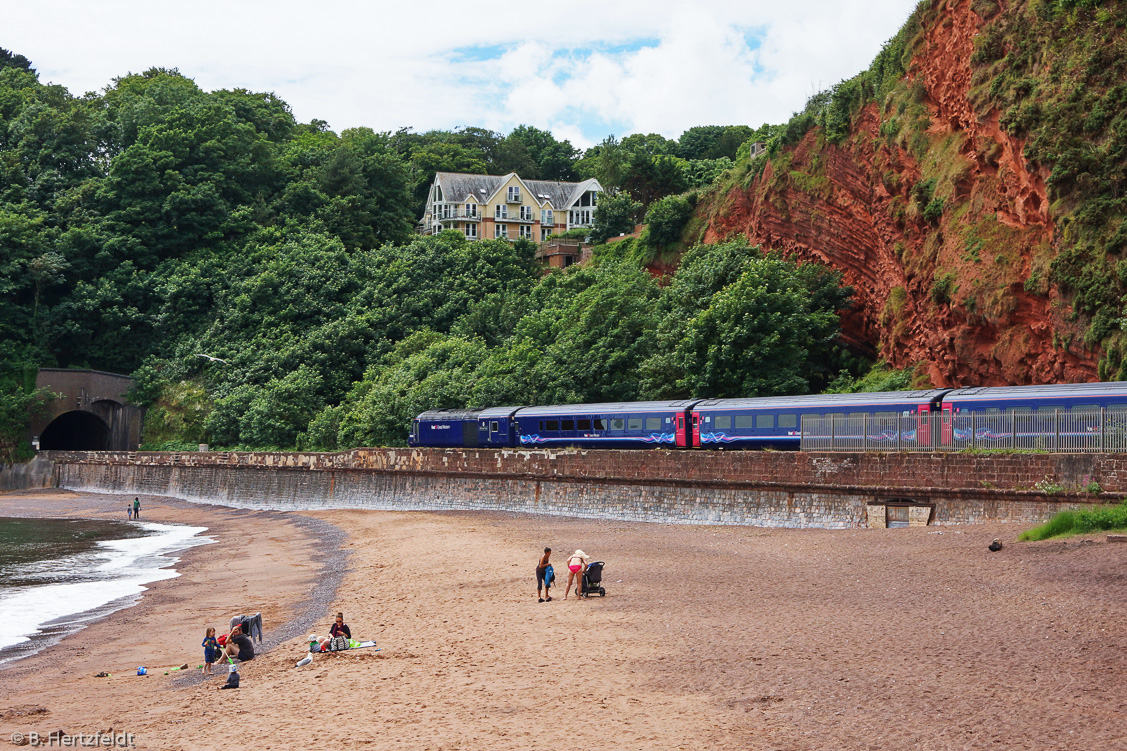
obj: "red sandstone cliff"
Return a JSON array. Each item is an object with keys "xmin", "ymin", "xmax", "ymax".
[{"xmin": 700, "ymin": 0, "xmax": 1098, "ymax": 387}]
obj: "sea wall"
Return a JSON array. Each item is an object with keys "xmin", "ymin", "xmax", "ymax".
[
  {"xmin": 40, "ymin": 448, "xmax": 1125, "ymax": 529},
  {"xmin": 0, "ymin": 455, "xmax": 57, "ymax": 491}
]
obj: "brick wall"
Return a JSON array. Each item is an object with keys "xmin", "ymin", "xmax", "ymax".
[{"xmin": 39, "ymin": 448, "xmax": 1122, "ymax": 528}]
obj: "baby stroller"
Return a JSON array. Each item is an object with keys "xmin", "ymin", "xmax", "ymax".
[{"xmin": 580, "ymin": 561, "xmax": 606, "ymax": 597}]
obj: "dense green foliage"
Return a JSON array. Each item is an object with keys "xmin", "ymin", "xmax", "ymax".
[
  {"xmin": 0, "ymin": 50, "xmax": 854, "ymax": 450},
  {"xmin": 306, "ymin": 239, "xmax": 853, "ymax": 447}
]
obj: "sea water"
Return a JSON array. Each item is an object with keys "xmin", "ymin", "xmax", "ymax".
[{"xmin": 0, "ymin": 516, "xmax": 211, "ymax": 665}]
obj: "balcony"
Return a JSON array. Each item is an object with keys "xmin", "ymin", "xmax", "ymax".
[
  {"xmin": 435, "ymin": 209, "xmax": 481, "ymax": 222},
  {"xmin": 505, "ymin": 191, "xmax": 522, "ymax": 203}
]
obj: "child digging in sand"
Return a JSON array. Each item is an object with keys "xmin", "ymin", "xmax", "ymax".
[{"xmin": 202, "ymin": 628, "xmax": 219, "ymax": 674}]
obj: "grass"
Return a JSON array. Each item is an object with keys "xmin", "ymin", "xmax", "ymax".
[{"xmin": 1019, "ymin": 500, "xmax": 1127, "ymax": 541}]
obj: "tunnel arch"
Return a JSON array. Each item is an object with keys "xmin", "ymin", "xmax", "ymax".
[{"xmin": 38, "ymin": 410, "xmax": 112, "ymax": 451}]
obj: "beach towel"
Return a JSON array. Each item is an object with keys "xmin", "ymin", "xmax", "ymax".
[
  {"xmin": 229, "ymin": 613, "xmax": 264, "ymax": 644},
  {"xmin": 544, "ymin": 564, "xmax": 555, "ymax": 587}
]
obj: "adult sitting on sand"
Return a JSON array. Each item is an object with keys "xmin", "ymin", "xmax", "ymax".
[
  {"xmin": 318, "ymin": 612, "xmax": 351, "ymax": 651},
  {"xmin": 224, "ymin": 624, "xmax": 255, "ymax": 662},
  {"xmin": 564, "ymin": 550, "xmax": 588, "ymax": 600}
]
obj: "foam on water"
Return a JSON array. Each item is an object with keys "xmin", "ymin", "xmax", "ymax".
[{"xmin": 0, "ymin": 521, "xmax": 211, "ymax": 664}]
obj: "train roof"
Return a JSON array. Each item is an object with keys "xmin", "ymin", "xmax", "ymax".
[
  {"xmin": 478, "ymin": 406, "xmax": 524, "ymax": 419},
  {"xmin": 695, "ymin": 390, "xmax": 951, "ymax": 410},
  {"xmin": 516, "ymin": 400, "xmax": 701, "ymax": 417},
  {"xmin": 415, "ymin": 409, "xmax": 481, "ymax": 421},
  {"xmin": 945, "ymin": 382, "xmax": 1127, "ymax": 401}
]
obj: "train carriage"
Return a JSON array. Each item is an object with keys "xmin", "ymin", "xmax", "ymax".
[
  {"xmin": 409, "ymin": 409, "xmax": 483, "ymax": 448},
  {"xmin": 514, "ymin": 400, "xmax": 703, "ymax": 449},
  {"xmin": 692, "ymin": 390, "xmax": 952, "ymax": 450},
  {"xmin": 942, "ymin": 383, "xmax": 1127, "ymax": 451}
]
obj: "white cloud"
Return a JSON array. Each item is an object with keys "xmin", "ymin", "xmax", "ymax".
[{"xmin": 6, "ymin": 0, "xmax": 920, "ymax": 147}]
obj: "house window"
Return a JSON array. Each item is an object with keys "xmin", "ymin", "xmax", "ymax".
[
  {"xmin": 495, "ymin": 205, "xmax": 507, "ymax": 220},
  {"xmin": 465, "ymin": 203, "xmax": 477, "ymax": 218},
  {"xmin": 520, "ymin": 205, "xmax": 533, "ymax": 221},
  {"xmin": 519, "ymin": 225, "xmax": 532, "ymax": 239},
  {"xmin": 465, "ymin": 223, "xmax": 477, "ymax": 239},
  {"xmin": 541, "ymin": 209, "xmax": 554, "ymax": 225},
  {"xmin": 495, "ymin": 224, "xmax": 508, "ymax": 239},
  {"xmin": 541, "ymin": 228, "xmax": 551, "ymax": 241},
  {"xmin": 508, "ymin": 186, "xmax": 520, "ymax": 202}
]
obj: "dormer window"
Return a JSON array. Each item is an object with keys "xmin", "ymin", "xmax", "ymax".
[
  {"xmin": 465, "ymin": 203, "xmax": 477, "ymax": 218},
  {"xmin": 507, "ymin": 186, "xmax": 521, "ymax": 202}
]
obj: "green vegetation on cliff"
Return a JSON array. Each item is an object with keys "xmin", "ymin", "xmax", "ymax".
[{"xmin": 700, "ymin": 0, "xmax": 1127, "ymax": 382}]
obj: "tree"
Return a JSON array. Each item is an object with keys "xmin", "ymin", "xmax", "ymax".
[
  {"xmin": 589, "ymin": 191, "xmax": 642, "ymax": 244},
  {"xmin": 0, "ymin": 48, "xmax": 34, "ymax": 74}
]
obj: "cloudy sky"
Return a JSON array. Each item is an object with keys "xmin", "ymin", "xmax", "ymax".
[{"xmin": 7, "ymin": 0, "xmax": 919, "ymax": 147}]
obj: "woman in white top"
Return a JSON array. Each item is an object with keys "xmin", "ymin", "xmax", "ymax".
[{"xmin": 564, "ymin": 550, "xmax": 588, "ymax": 600}]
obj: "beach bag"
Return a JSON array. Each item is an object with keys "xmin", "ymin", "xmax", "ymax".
[{"xmin": 329, "ymin": 636, "xmax": 349, "ymax": 652}]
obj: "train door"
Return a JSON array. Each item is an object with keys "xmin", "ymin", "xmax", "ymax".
[
  {"xmin": 463, "ymin": 420, "xmax": 479, "ymax": 447},
  {"xmin": 675, "ymin": 413, "xmax": 688, "ymax": 447},
  {"xmin": 940, "ymin": 405, "xmax": 953, "ymax": 445},
  {"xmin": 692, "ymin": 412, "xmax": 701, "ymax": 446},
  {"xmin": 916, "ymin": 403, "xmax": 931, "ymax": 446}
]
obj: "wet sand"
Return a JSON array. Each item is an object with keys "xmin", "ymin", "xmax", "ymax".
[{"xmin": 2, "ymin": 490, "xmax": 1127, "ymax": 750}]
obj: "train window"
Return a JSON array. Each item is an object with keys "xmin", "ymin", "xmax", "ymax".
[
  {"xmin": 490, "ymin": 421, "xmax": 499, "ymax": 432},
  {"xmin": 594, "ymin": 419, "xmax": 606, "ymax": 430},
  {"xmin": 546, "ymin": 420, "xmax": 559, "ymax": 431},
  {"xmin": 645, "ymin": 417, "xmax": 661, "ymax": 431},
  {"xmin": 715, "ymin": 415, "xmax": 732, "ymax": 430},
  {"xmin": 873, "ymin": 412, "xmax": 896, "ymax": 419},
  {"xmin": 628, "ymin": 418, "xmax": 643, "ymax": 431},
  {"xmin": 756, "ymin": 414, "xmax": 773, "ymax": 429},
  {"xmin": 562, "ymin": 419, "xmax": 574, "ymax": 431},
  {"xmin": 734, "ymin": 415, "xmax": 754, "ymax": 429},
  {"xmin": 778, "ymin": 414, "xmax": 797, "ymax": 428},
  {"xmin": 1072, "ymin": 404, "xmax": 1098, "ymax": 413},
  {"xmin": 985, "ymin": 408, "xmax": 1001, "ymax": 415},
  {"xmin": 1109, "ymin": 404, "xmax": 1127, "ymax": 414},
  {"xmin": 539, "ymin": 421, "xmax": 544, "ymax": 431},
  {"xmin": 1006, "ymin": 407, "xmax": 1031, "ymax": 416},
  {"xmin": 578, "ymin": 419, "xmax": 591, "ymax": 430},
  {"xmin": 1036, "ymin": 406, "xmax": 1057, "ymax": 414},
  {"xmin": 610, "ymin": 418, "xmax": 625, "ymax": 431},
  {"xmin": 828, "ymin": 413, "xmax": 846, "ymax": 420},
  {"xmin": 849, "ymin": 412, "xmax": 866, "ymax": 419}
]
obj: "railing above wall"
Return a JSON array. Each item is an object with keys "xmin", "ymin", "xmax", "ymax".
[{"xmin": 801, "ymin": 409, "xmax": 1127, "ymax": 453}]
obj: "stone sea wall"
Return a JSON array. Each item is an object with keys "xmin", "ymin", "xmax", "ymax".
[{"xmin": 37, "ymin": 448, "xmax": 1125, "ymax": 529}]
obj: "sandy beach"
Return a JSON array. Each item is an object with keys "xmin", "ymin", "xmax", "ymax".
[{"xmin": 2, "ymin": 489, "xmax": 1127, "ymax": 751}]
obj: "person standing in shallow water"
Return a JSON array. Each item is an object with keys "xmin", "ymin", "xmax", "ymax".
[{"xmin": 536, "ymin": 547, "xmax": 553, "ymax": 602}]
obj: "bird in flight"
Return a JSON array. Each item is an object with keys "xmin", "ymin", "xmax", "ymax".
[{"xmin": 194, "ymin": 354, "xmax": 229, "ymax": 364}]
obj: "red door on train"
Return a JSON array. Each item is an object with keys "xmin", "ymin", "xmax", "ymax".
[
  {"xmin": 916, "ymin": 403, "xmax": 931, "ymax": 446},
  {"xmin": 940, "ymin": 405, "xmax": 954, "ymax": 445},
  {"xmin": 692, "ymin": 413, "xmax": 701, "ymax": 447},
  {"xmin": 675, "ymin": 413, "xmax": 687, "ymax": 447}
]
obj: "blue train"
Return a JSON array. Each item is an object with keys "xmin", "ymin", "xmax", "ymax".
[{"xmin": 407, "ymin": 382, "xmax": 1127, "ymax": 450}]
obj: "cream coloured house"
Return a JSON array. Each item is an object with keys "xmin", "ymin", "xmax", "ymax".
[{"xmin": 419, "ymin": 172, "xmax": 603, "ymax": 242}]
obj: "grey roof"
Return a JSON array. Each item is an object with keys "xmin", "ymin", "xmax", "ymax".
[
  {"xmin": 516, "ymin": 400, "xmax": 701, "ymax": 417},
  {"xmin": 434, "ymin": 172, "xmax": 599, "ymax": 209},
  {"xmin": 946, "ymin": 383, "xmax": 1127, "ymax": 401},
  {"xmin": 416, "ymin": 409, "xmax": 481, "ymax": 421},
  {"xmin": 435, "ymin": 172, "xmax": 505, "ymax": 203},
  {"xmin": 479, "ymin": 406, "xmax": 524, "ymax": 419},
  {"xmin": 695, "ymin": 390, "xmax": 951, "ymax": 410}
]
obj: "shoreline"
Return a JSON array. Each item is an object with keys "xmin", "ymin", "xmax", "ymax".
[
  {"xmin": 3, "ymin": 492, "xmax": 1127, "ymax": 750},
  {"xmin": 0, "ymin": 489, "xmax": 344, "ymax": 704}
]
